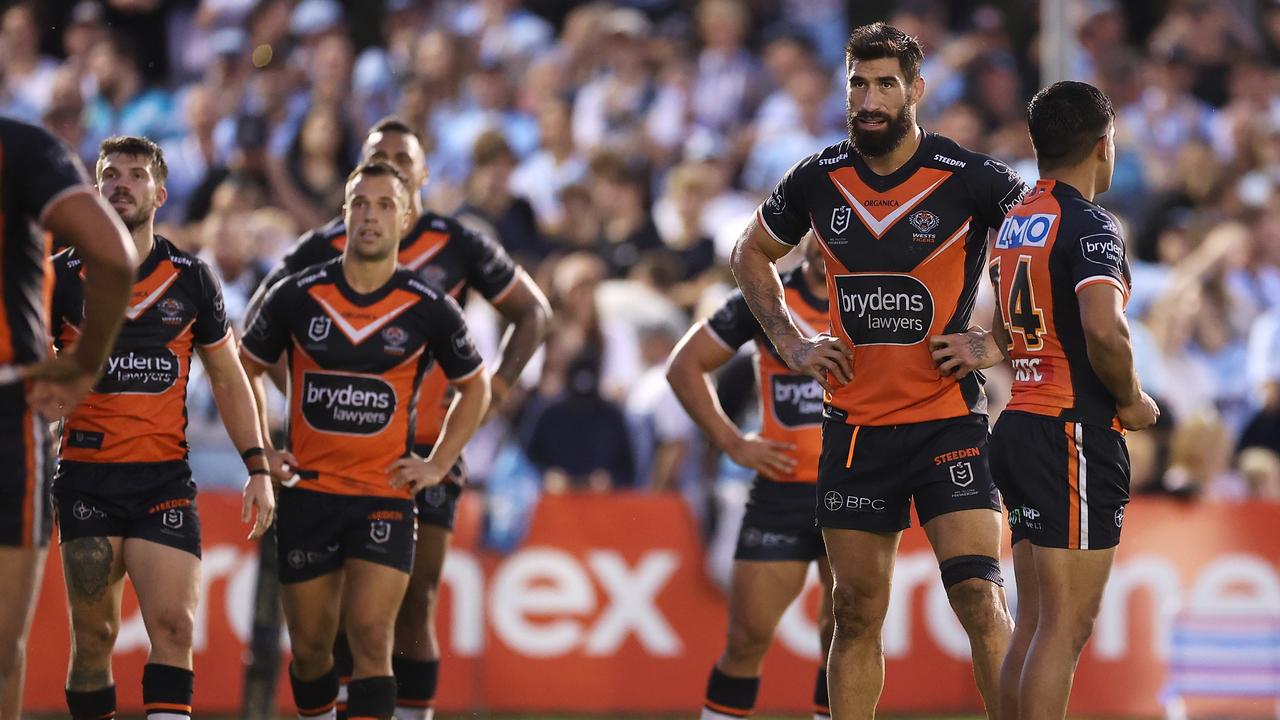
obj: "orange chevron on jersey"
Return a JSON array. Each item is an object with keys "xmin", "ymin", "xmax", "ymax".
[
  {"xmin": 307, "ymin": 283, "xmax": 421, "ymax": 345},
  {"xmin": 827, "ymin": 166, "xmax": 953, "ymax": 239}
]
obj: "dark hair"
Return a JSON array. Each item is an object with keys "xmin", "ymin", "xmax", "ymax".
[
  {"xmin": 1027, "ymin": 81, "xmax": 1115, "ymax": 170},
  {"xmin": 367, "ymin": 116, "xmax": 424, "ymax": 148},
  {"xmin": 471, "ymin": 129, "xmax": 515, "ymax": 167},
  {"xmin": 345, "ymin": 160, "xmax": 411, "ymax": 203},
  {"xmin": 844, "ymin": 23, "xmax": 923, "ymax": 82},
  {"xmin": 97, "ymin": 135, "xmax": 168, "ymax": 183}
]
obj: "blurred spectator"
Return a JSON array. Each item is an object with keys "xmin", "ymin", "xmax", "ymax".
[
  {"xmin": 456, "ymin": 130, "xmax": 546, "ymax": 262},
  {"xmin": 268, "ymin": 103, "xmax": 355, "ymax": 229},
  {"xmin": 653, "ymin": 162, "xmax": 717, "ymax": 283},
  {"xmin": 626, "ymin": 322, "xmax": 701, "ymax": 494},
  {"xmin": 161, "ymin": 85, "xmax": 223, "ymax": 221},
  {"xmin": 0, "ymin": 2, "xmax": 60, "ymax": 122},
  {"xmin": 451, "ymin": 0, "xmax": 555, "ymax": 66},
  {"xmin": 571, "ymin": 7, "xmax": 660, "ymax": 154},
  {"xmin": 433, "ymin": 57, "xmax": 538, "ymax": 184},
  {"xmin": 588, "ymin": 151, "xmax": 663, "ymax": 278},
  {"xmin": 689, "ymin": 0, "xmax": 762, "ymax": 138},
  {"xmin": 510, "ymin": 97, "xmax": 587, "ymax": 238},
  {"xmin": 82, "ymin": 34, "xmax": 178, "ymax": 160},
  {"xmin": 741, "ymin": 62, "xmax": 843, "ymax": 193}
]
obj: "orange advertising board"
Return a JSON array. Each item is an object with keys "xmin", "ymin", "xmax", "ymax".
[{"xmin": 22, "ymin": 492, "xmax": 1280, "ymax": 716}]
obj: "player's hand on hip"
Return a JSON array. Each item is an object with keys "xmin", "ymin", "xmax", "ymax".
[
  {"xmin": 23, "ymin": 356, "xmax": 99, "ymax": 419},
  {"xmin": 930, "ymin": 327, "xmax": 1002, "ymax": 378},
  {"xmin": 388, "ymin": 455, "xmax": 450, "ymax": 495},
  {"xmin": 241, "ymin": 474, "xmax": 276, "ymax": 539},
  {"xmin": 266, "ymin": 448, "xmax": 299, "ymax": 486},
  {"xmin": 1117, "ymin": 391, "xmax": 1159, "ymax": 431},
  {"xmin": 727, "ymin": 432, "xmax": 797, "ymax": 481},
  {"xmin": 779, "ymin": 333, "xmax": 853, "ymax": 394}
]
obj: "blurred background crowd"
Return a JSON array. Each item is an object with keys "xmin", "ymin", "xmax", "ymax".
[{"xmin": 3, "ymin": 0, "xmax": 1278, "ymax": 549}]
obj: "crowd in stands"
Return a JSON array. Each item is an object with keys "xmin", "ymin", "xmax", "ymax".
[{"xmin": 3, "ymin": 0, "xmax": 1278, "ymax": 536}]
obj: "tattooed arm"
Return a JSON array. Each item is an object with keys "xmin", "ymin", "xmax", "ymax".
[
  {"xmin": 930, "ymin": 307, "xmax": 1008, "ymax": 378},
  {"xmin": 729, "ymin": 220, "xmax": 852, "ymax": 393}
]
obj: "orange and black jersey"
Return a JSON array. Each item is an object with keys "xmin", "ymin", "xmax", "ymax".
[
  {"xmin": 758, "ymin": 134, "xmax": 1028, "ymax": 427},
  {"xmin": 242, "ymin": 259, "xmax": 484, "ymax": 499},
  {"xmin": 992, "ymin": 179, "xmax": 1132, "ymax": 428},
  {"xmin": 0, "ymin": 117, "xmax": 92, "ymax": 368},
  {"xmin": 262, "ymin": 212, "xmax": 517, "ymax": 445},
  {"xmin": 706, "ymin": 268, "xmax": 828, "ymax": 483},
  {"xmin": 51, "ymin": 236, "xmax": 233, "ymax": 463}
]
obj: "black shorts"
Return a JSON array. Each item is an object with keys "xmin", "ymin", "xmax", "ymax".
[
  {"xmin": 53, "ymin": 460, "xmax": 202, "ymax": 557},
  {"xmin": 817, "ymin": 415, "xmax": 1000, "ymax": 532},
  {"xmin": 277, "ymin": 486, "xmax": 417, "ymax": 584},
  {"xmin": 0, "ymin": 384, "xmax": 52, "ymax": 548},
  {"xmin": 412, "ymin": 444, "xmax": 464, "ymax": 531},
  {"xmin": 991, "ymin": 411, "xmax": 1130, "ymax": 550},
  {"xmin": 734, "ymin": 478, "xmax": 824, "ymax": 562}
]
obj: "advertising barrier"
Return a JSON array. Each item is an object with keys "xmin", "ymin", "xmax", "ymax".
[{"xmin": 23, "ymin": 492, "xmax": 1280, "ymax": 716}]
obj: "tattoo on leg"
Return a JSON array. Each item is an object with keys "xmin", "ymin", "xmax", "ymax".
[
  {"xmin": 64, "ymin": 537, "xmax": 114, "ymax": 603},
  {"xmin": 67, "ymin": 664, "xmax": 111, "ymax": 691}
]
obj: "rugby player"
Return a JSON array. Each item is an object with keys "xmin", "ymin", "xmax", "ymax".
[
  {"xmin": 668, "ymin": 239, "xmax": 834, "ymax": 720},
  {"xmin": 930, "ymin": 81, "xmax": 1158, "ymax": 719},
  {"xmin": 50, "ymin": 136, "xmax": 274, "ymax": 720},
  {"xmin": 0, "ymin": 117, "xmax": 134, "ymax": 720},
  {"xmin": 241, "ymin": 161, "xmax": 490, "ymax": 720},
  {"xmin": 729, "ymin": 23, "xmax": 1029, "ymax": 718},
  {"xmin": 251, "ymin": 117, "xmax": 549, "ymax": 720}
]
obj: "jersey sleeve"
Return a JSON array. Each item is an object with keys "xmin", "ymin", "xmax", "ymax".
[
  {"xmin": 1066, "ymin": 209, "xmax": 1130, "ymax": 297},
  {"xmin": 192, "ymin": 260, "xmax": 233, "ymax": 346},
  {"xmin": 48, "ymin": 255, "xmax": 75, "ymax": 351},
  {"xmin": 458, "ymin": 225, "xmax": 519, "ymax": 301},
  {"xmin": 756, "ymin": 155, "xmax": 813, "ymax": 246},
  {"xmin": 241, "ymin": 281, "xmax": 293, "ymax": 365},
  {"xmin": 704, "ymin": 291, "xmax": 761, "ymax": 351},
  {"xmin": 8, "ymin": 121, "xmax": 91, "ymax": 222},
  {"xmin": 970, "ymin": 156, "xmax": 1029, "ymax": 229},
  {"xmin": 425, "ymin": 294, "xmax": 484, "ymax": 380}
]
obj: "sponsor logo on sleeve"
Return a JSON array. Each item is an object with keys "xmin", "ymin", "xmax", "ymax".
[
  {"xmin": 769, "ymin": 375, "xmax": 824, "ymax": 428},
  {"xmin": 452, "ymin": 327, "xmax": 478, "ymax": 360},
  {"xmin": 95, "ymin": 349, "xmax": 181, "ymax": 394},
  {"xmin": 766, "ymin": 186, "xmax": 787, "ymax": 215},
  {"xmin": 1080, "ymin": 233, "xmax": 1124, "ymax": 269},
  {"xmin": 833, "ymin": 274, "xmax": 933, "ymax": 346},
  {"xmin": 301, "ymin": 372, "xmax": 397, "ymax": 435},
  {"xmin": 995, "ymin": 213, "xmax": 1057, "ymax": 249}
]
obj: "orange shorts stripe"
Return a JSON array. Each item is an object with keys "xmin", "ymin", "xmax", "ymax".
[
  {"xmin": 845, "ymin": 425, "xmax": 861, "ymax": 469},
  {"xmin": 1065, "ymin": 422, "xmax": 1080, "ymax": 550},
  {"xmin": 704, "ymin": 698, "xmax": 751, "ymax": 717},
  {"xmin": 144, "ymin": 703, "xmax": 192, "ymax": 712},
  {"xmin": 297, "ymin": 701, "xmax": 335, "ymax": 716}
]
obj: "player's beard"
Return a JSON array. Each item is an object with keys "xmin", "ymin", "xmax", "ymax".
[
  {"xmin": 847, "ymin": 102, "xmax": 914, "ymax": 158},
  {"xmin": 111, "ymin": 196, "xmax": 154, "ymax": 231}
]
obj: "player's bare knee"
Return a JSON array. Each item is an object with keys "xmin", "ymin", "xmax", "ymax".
[
  {"xmin": 724, "ymin": 619, "xmax": 774, "ymax": 666},
  {"xmin": 947, "ymin": 579, "xmax": 1006, "ymax": 634},
  {"xmin": 830, "ymin": 582, "xmax": 887, "ymax": 641},
  {"xmin": 346, "ymin": 617, "xmax": 394, "ymax": 661},
  {"xmin": 146, "ymin": 606, "xmax": 195, "ymax": 653},
  {"xmin": 70, "ymin": 619, "xmax": 119, "ymax": 663}
]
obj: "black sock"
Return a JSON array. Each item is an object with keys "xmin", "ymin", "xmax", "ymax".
[
  {"xmin": 66, "ymin": 685, "xmax": 116, "ymax": 720},
  {"xmin": 334, "ymin": 634, "xmax": 354, "ymax": 720},
  {"xmin": 703, "ymin": 666, "xmax": 759, "ymax": 717},
  {"xmin": 347, "ymin": 676, "xmax": 396, "ymax": 720},
  {"xmin": 290, "ymin": 664, "xmax": 338, "ymax": 719},
  {"xmin": 141, "ymin": 664, "xmax": 193, "ymax": 720},
  {"xmin": 392, "ymin": 657, "xmax": 438, "ymax": 716},
  {"xmin": 813, "ymin": 665, "xmax": 831, "ymax": 717}
]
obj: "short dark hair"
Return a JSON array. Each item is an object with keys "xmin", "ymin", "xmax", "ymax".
[
  {"xmin": 97, "ymin": 135, "xmax": 168, "ymax": 184},
  {"xmin": 345, "ymin": 161, "xmax": 411, "ymax": 204},
  {"xmin": 367, "ymin": 116, "xmax": 424, "ymax": 147},
  {"xmin": 1027, "ymin": 81, "xmax": 1115, "ymax": 170},
  {"xmin": 845, "ymin": 23, "xmax": 923, "ymax": 82}
]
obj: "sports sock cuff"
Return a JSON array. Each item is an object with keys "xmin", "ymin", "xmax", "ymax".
[
  {"xmin": 142, "ymin": 664, "xmax": 193, "ymax": 718},
  {"xmin": 391, "ymin": 657, "xmax": 439, "ymax": 703},
  {"xmin": 67, "ymin": 685, "xmax": 117, "ymax": 720},
  {"xmin": 704, "ymin": 666, "xmax": 759, "ymax": 716},
  {"xmin": 347, "ymin": 676, "xmax": 397, "ymax": 720},
  {"xmin": 291, "ymin": 664, "xmax": 339, "ymax": 718}
]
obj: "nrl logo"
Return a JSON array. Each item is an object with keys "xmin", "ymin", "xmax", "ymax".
[
  {"xmin": 308, "ymin": 316, "xmax": 331, "ymax": 342},
  {"xmin": 831, "ymin": 206, "xmax": 851, "ymax": 235}
]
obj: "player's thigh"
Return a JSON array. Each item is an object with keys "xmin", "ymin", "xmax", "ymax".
[
  {"xmin": 821, "ymin": 526, "xmax": 900, "ymax": 616},
  {"xmin": 281, "ymin": 571, "xmax": 345, "ymax": 653},
  {"xmin": 123, "ymin": 538, "xmax": 201, "ymax": 641},
  {"xmin": 1031, "ymin": 545, "xmax": 1116, "ymax": 623},
  {"xmin": 60, "ymin": 536, "xmax": 126, "ymax": 632},
  {"xmin": 922, "ymin": 508, "xmax": 1005, "ymax": 562},
  {"xmin": 342, "ymin": 558, "xmax": 411, "ymax": 647},
  {"xmin": 726, "ymin": 559, "xmax": 811, "ymax": 640}
]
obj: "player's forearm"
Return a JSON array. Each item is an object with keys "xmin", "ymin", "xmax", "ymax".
[
  {"xmin": 730, "ymin": 239, "xmax": 802, "ymax": 351},
  {"xmin": 240, "ymin": 363, "xmax": 276, "ymax": 447},
  {"xmin": 1083, "ymin": 320, "xmax": 1142, "ymax": 406},
  {"xmin": 429, "ymin": 372, "xmax": 492, "ymax": 468},
  {"xmin": 208, "ymin": 360, "xmax": 268, "ymax": 455},
  {"xmin": 666, "ymin": 361, "xmax": 742, "ymax": 452},
  {"xmin": 492, "ymin": 291, "xmax": 551, "ymax": 388}
]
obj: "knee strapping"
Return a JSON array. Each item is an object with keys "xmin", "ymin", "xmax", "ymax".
[{"xmin": 939, "ymin": 554, "xmax": 1003, "ymax": 588}]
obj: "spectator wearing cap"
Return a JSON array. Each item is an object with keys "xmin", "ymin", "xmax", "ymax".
[
  {"xmin": 0, "ymin": 2, "xmax": 60, "ymax": 122},
  {"xmin": 510, "ymin": 97, "xmax": 588, "ymax": 239},
  {"xmin": 457, "ymin": 130, "xmax": 548, "ymax": 262},
  {"xmin": 81, "ymin": 34, "xmax": 179, "ymax": 160}
]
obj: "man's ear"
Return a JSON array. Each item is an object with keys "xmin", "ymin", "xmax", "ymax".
[{"xmin": 910, "ymin": 74, "xmax": 926, "ymax": 106}]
